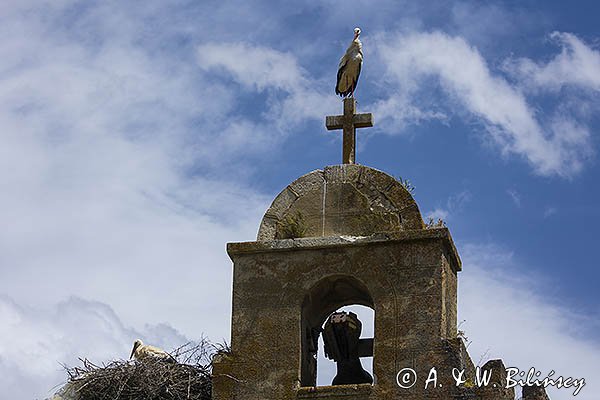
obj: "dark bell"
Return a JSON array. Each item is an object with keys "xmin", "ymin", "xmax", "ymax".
[{"xmin": 322, "ymin": 311, "xmax": 373, "ymax": 385}]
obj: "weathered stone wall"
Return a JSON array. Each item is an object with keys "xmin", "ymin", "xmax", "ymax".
[
  {"xmin": 212, "ymin": 164, "xmax": 531, "ymax": 400},
  {"xmin": 213, "ymin": 231, "xmax": 465, "ymax": 400},
  {"xmin": 258, "ymin": 165, "xmax": 424, "ymax": 240}
]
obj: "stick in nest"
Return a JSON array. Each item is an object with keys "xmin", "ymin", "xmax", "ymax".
[{"xmin": 57, "ymin": 342, "xmax": 225, "ymax": 400}]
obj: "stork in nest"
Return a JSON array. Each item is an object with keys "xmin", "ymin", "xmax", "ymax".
[{"xmin": 130, "ymin": 339, "xmax": 176, "ymax": 363}]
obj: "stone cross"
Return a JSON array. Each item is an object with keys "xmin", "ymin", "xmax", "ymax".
[{"xmin": 325, "ymin": 97, "xmax": 373, "ymax": 164}]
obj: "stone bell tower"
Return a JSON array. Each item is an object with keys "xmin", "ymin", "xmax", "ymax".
[{"xmin": 212, "ymin": 99, "xmax": 533, "ymax": 399}]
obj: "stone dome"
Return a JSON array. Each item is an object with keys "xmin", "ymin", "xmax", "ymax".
[{"xmin": 257, "ymin": 164, "xmax": 424, "ymax": 240}]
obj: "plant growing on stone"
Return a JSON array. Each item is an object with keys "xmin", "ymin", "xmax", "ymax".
[
  {"xmin": 426, "ymin": 217, "xmax": 446, "ymax": 228},
  {"xmin": 395, "ymin": 176, "xmax": 415, "ymax": 194},
  {"xmin": 278, "ymin": 211, "xmax": 307, "ymax": 239}
]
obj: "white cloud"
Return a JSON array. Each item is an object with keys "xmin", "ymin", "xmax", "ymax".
[
  {"xmin": 450, "ymin": 2, "xmax": 520, "ymax": 44},
  {"xmin": 0, "ymin": 4, "xmax": 310, "ymax": 399},
  {"xmin": 0, "ymin": 5, "xmax": 271, "ymax": 399},
  {"xmin": 506, "ymin": 189, "xmax": 522, "ymax": 207},
  {"xmin": 459, "ymin": 243, "xmax": 599, "ymax": 400},
  {"xmin": 447, "ymin": 190, "xmax": 472, "ymax": 211},
  {"xmin": 375, "ymin": 31, "xmax": 594, "ymax": 177},
  {"xmin": 544, "ymin": 206, "xmax": 557, "ymax": 218},
  {"xmin": 198, "ymin": 42, "xmax": 339, "ymax": 129},
  {"xmin": 425, "ymin": 189, "xmax": 471, "ymax": 222},
  {"xmin": 0, "ymin": 296, "xmax": 190, "ymax": 400},
  {"xmin": 198, "ymin": 43, "xmax": 305, "ymax": 92},
  {"xmin": 426, "ymin": 208, "xmax": 449, "ymax": 221},
  {"xmin": 370, "ymin": 95, "xmax": 449, "ymax": 133},
  {"xmin": 505, "ymin": 32, "xmax": 600, "ymax": 92}
]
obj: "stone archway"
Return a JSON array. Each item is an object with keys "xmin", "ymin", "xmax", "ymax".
[{"xmin": 300, "ymin": 274, "xmax": 374, "ymax": 387}]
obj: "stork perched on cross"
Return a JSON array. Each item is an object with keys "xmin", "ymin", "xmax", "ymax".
[
  {"xmin": 327, "ymin": 27, "xmax": 373, "ymax": 164},
  {"xmin": 335, "ymin": 27, "xmax": 363, "ymax": 98}
]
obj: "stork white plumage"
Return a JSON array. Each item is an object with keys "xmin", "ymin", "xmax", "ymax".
[
  {"xmin": 335, "ymin": 27, "xmax": 363, "ymax": 98},
  {"xmin": 130, "ymin": 339, "xmax": 176, "ymax": 363}
]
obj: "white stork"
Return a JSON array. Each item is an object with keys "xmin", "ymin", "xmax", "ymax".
[
  {"xmin": 130, "ymin": 339, "xmax": 176, "ymax": 363},
  {"xmin": 335, "ymin": 27, "xmax": 363, "ymax": 98}
]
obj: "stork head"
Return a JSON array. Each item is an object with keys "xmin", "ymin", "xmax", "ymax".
[
  {"xmin": 130, "ymin": 339, "xmax": 143, "ymax": 359},
  {"xmin": 354, "ymin": 27, "xmax": 361, "ymax": 38}
]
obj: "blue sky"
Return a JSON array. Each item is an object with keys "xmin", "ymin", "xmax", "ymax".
[{"xmin": 0, "ymin": 1, "xmax": 599, "ymax": 399}]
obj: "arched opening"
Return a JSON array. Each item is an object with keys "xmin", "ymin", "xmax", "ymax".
[{"xmin": 300, "ymin": 275, "xmax": 374, "ymax": 387}]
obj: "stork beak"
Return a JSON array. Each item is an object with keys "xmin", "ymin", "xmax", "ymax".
[{"xmin": 130, "ymin": 343, "xmax": 137, "ymax": 359}]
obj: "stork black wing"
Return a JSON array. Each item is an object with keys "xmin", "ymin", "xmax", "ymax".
[{"xmin": 335, "ymin": 60, "xmax": 348, "ymax": 96}]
